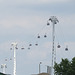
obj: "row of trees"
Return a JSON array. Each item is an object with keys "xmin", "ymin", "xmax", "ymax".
[{"xmin": 54, "ymin": 57, "xmax": 75, "ymax": 75}]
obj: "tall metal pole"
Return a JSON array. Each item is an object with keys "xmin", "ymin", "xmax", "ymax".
[
  {"xmin": 11, "ymin": 42, "xmax": 17, "ymax": 75},
  {"xmin": 52, "ymin": 22, "xmax": 55, "ymax": 67},
  {"xmin": 47, "ymin": 16, "xmax": 59, "ymax": 75},
  {"xmin": 39, "ymin": 63, "xmax": 40, "ymax": 74},
  {"xmin": 39, "ymin": 62, "xmax": 42, "ymax": 74}
]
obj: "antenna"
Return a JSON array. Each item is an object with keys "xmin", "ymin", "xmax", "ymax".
[{"xmin": 11, "ymin": 42, "xmax": 18, "ymax": 75}]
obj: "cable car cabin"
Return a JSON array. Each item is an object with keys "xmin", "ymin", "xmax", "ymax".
[
  {"xmin": 47, "ymin": 22, "xmax": 50, "ymax": 25},
  {"xmin": 44, "ymin": 35, "xmax": 47, "ymax": 38},
  {"xmin": 57, "ymin": 44, "xmax": 61, "ymax": 48},
  {"xmin": 49, "ymin": 18, "xmax": 51, "ymax": 20},
  {"xmin": 21, "ymin": 47, "xmax": 24, "ymax": 50},
  {"xmin": 10, "ymin": 58, "xmax": 12, "ymax": 60},
  {"xmin": 28, "ymin": 47, "xmax": 30, "ymax": 49},
  {"xmin": 65, "ymin": 47, "xmax": 68, "ymax": 51},
  {"xmin": 35, "ymin": 43, "xmax": 38, "ymax": 46},
  {"xmin": 15, "ymin": 47, "xmax": 18, "ymax": 49},
  {"xmin": 10, "ymin": 48, "xmax": 12, "ymax": 50},
  {"xmin": 29, "ymin": 44, "xmax": 32, "ymax": 46},
  {"xmin": 54, "ymin": 21, "xmax": 57, "ymax": 24},
  {"xmin": 37, "ymin": 35, "xmax": 40, "ymax": 38},
  {"xmin": 5, "ymin": 59, "xmax": 7, "ymax": 61}
]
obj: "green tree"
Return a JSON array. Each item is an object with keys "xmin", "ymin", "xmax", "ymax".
[
  {"xmin": 71, "ymin": 57, "xmax": 75, "ymax": 75},
  {"xmin": 0, "ymin": 72, "xmax": 6, "ymax": 75},
  {"xmin": 54, "ymin": 57, "xmax": 75, "ymax": 75}
]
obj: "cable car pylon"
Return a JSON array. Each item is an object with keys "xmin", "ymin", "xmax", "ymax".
[
  {"xmin": 47, "ymin": 16, "xmax": 59, "ymax": 75},
  {"xmin": 11, "ymin": 42, "xmax": 18, "ymax": 75}
]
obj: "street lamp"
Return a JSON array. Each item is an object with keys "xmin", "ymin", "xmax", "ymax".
[
  {"xmin": 39, "ymin": 62, "xmax": 42, "ymax": 74},
  {"xmin": 1, "ymin": 64, "xmax": 7, "ymax": 74}
]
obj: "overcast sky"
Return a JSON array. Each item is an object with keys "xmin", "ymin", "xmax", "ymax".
[{"xmin": 0, "ymin": 0, "xmax": 75, "ymax": 75}]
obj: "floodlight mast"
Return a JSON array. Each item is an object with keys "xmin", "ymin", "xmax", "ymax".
[
  {"xmin": 11, "ymin": 42, "xmax": 17, "ymax": 75},
  {"xmin": 48, "ymin": 16, "xmax": 59, "ymax": 75}
]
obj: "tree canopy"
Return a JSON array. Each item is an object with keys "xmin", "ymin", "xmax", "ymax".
[
  {"xmin": 0, "ymin": 73, "xmax": 6, "ymax": 75},
  {"xmin": 54, "ymin": 57, "xmax": 75, "ymax": 75}
]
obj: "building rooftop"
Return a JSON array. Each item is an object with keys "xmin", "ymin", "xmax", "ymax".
[{"xmin": 38, "ymin": 73, "xmax": 50, "ymax": 75}]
